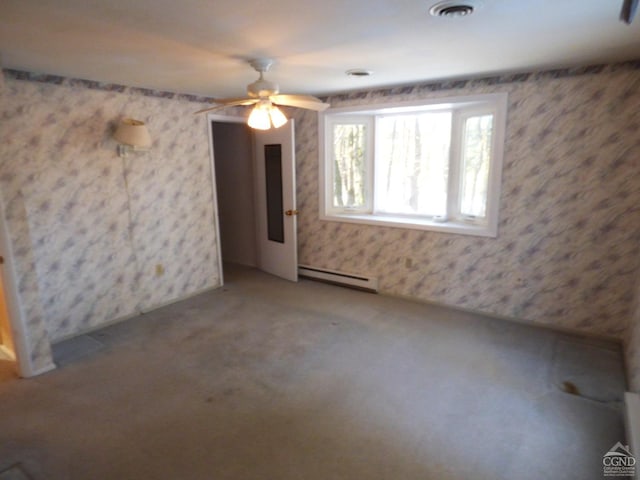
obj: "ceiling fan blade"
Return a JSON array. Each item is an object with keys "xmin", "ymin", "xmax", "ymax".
[
  {"xmin": 213, "ymin": 97, "xmax": 259, "ymax": 106},
  {"xmin": 194, "ymin": 105, "xmax": 228, "ymax": 114},
  {"xmin": 270, "ymin": 94, "xmax": 330, "ymax": 111},
  {"xmin": 621, "ymin": 0, "xmax": 639, "ymax": 23},
  {"xmin": 194, "ymin": 97, "xmax": 258, "ymax": 114}
]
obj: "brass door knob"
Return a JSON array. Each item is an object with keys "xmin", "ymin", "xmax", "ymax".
[{"xmin": 284, "ymin": 209, "xmax": 299, "ymax": 216}]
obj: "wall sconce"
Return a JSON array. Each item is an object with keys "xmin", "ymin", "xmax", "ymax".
[
  {"xmin": 247, "ymin": 100, "xmax": 287, "ymax": 130},
  {"xmin": 113, "ymin": 118, "xmax": 152, "ymax": 157}
]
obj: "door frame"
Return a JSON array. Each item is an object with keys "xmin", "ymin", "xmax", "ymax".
[
  {"xmin": 206, "ymin": 113, "xmax": 253, "ymax": 286},
  {"xmin": 206, "ymin": 114, "xmax": 298, "ymax": 282},
  {"xmin": 0, "ymin": 193, "xmax": 37, "ymax": 377}
]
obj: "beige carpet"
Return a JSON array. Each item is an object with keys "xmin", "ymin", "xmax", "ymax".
[{"xmin": 0, "ymin": 264, "xmax": 627, "ymax": 479}]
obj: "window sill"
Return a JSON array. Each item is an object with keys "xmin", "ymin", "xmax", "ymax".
[{"xmin": 320, "ymin": 212, "xmax": 497, "ymax": 238}]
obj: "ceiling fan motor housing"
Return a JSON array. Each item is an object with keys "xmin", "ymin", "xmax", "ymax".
[
  {"xmin": 247, "ymin": 77, "xmax": 279, "ymax": 98},
  {"xmin": 247, "ymin": 58, "xmax": 279, "ymax": 97}
]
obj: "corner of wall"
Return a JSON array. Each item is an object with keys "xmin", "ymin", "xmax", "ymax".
[
  {"xmin": 625, "ymin": 280, "xmax": 640, "ymax": 393},
  {"xmin": 0, "ymin": 73, "xmax": 222, "ymax": 368},
  {"xmin": 0, "ymin": 191, "xmax": 56, "ymax": 377}
]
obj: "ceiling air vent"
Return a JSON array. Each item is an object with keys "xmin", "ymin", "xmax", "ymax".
[
  {"xmin": 346, "ymin": 69, "xmax": 373, "ymax": 77},
  {"xmin": 430, "ymin": 1, "xmax": 476, "ymax": 17}
]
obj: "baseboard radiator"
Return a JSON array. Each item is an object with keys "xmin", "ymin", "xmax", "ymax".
[{"xmin": 298, "ymin": 265, "xmax": 378, "ymax": 293}]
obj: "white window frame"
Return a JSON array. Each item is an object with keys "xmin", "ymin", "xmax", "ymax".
[{"xmin": 318, "ymin": 93, "xmax": 508, "ymax": 238}]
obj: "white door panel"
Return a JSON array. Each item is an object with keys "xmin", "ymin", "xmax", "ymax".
[{"xmin": 253, "ymin": 120, "xmax": 298, "ymax": 282}]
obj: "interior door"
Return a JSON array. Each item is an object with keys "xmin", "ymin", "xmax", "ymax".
[
  {"xmin": 253, "ymin": 120, "xmax": 298, "ymax": 282},
  {"xmin": 0, "ymin": 262, "xmax": 15, "ymax": 356}
]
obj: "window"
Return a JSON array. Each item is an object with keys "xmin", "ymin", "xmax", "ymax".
[{"xmin": 320, "ymin": 93, "xmax": 507, "ymax": 237}]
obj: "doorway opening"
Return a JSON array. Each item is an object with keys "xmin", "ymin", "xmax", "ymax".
[
  {"xmin": 210, "ymin": 119, "xmax": 258, "ymax": 278},
  {"xmin": 209, "ymin": 116, "xmax": 298, "ymax": 283},
  {"xmin": 0, "ymin": 257, "xmax": 18, "ymax": 381},
  {"xmin": 0, "ymin": 192, "xmax": 24, "ymax": 381}
]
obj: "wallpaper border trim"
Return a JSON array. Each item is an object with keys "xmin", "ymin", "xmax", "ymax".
[
  {"xmin": 4, "ymin": 59, "xmax": 640, "ymax": 102},
  {"xmin": 3, "ymin": 69, "xmax": 215, "ymax": 103},
  {"xmin": 324, "ymin": 60, "xmax": 640, "ymax": 101}
]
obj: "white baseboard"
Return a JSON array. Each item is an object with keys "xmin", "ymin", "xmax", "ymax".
[
  {"xmin": 52, "ymin": 284, "xmax": 222, "ymax": 345},
  {"xmin": 140, "ymin": 285, "xmax": 221, "ymax": 313},
  {"xmin": 18, "ymin": 360, "xmax": 56, "ymax": 378}
]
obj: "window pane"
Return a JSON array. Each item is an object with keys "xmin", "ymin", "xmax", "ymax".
[
  {"xmin": 332, "ymin": 124, "xmax": 367, "ymax": 208},
  {"xmin": 376, "ymin": 113, "xmax": 451, "ymax": 217},
  {"xmin": 264, "ymin": 144, "xmax": 284, "ymax": 243},
  {"xmin": 460, "ymin": 115, "xmax": 493, "ymax": 218}
]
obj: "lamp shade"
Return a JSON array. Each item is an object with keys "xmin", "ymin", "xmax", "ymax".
[
  {"xmin": 113, "ymin": 118, "xmax": 152, "ymax": 147},
  {"xmin": 269, "ymin": 105, "xmax": 287, "ymax": 128}
]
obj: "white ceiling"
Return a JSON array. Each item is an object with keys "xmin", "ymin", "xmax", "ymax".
[{"xmin": 1, "ymin": 0, "xmax": 639, "ymax": 98}]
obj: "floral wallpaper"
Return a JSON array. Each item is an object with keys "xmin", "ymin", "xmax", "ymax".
[
  {"xmin": 0, "ymin": 72, "xmax": 221, "ymax": 373},
  {"xmin": 2, "ymin": 62, "xmax": 640, "ymax": 380},
  {"xmin": 292, "ymin": 63, "xmax": 640, "ymax": 344}
]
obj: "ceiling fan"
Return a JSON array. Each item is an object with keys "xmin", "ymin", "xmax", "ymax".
[{"xmin": 195, "ymin": 58, "xmax": 330, "ymax": 130}]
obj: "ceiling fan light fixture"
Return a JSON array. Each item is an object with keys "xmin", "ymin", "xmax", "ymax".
[
  {"xmin": 247, "ymin": 100, "xmax": 287, "ymax": 130},
  {"xmin": 269, "ymin": 105, "xmax": 287, "ymax": 128},
  {"xmin": 248, "ymin": 102, "xmax": 271, "ymax": 130}
]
